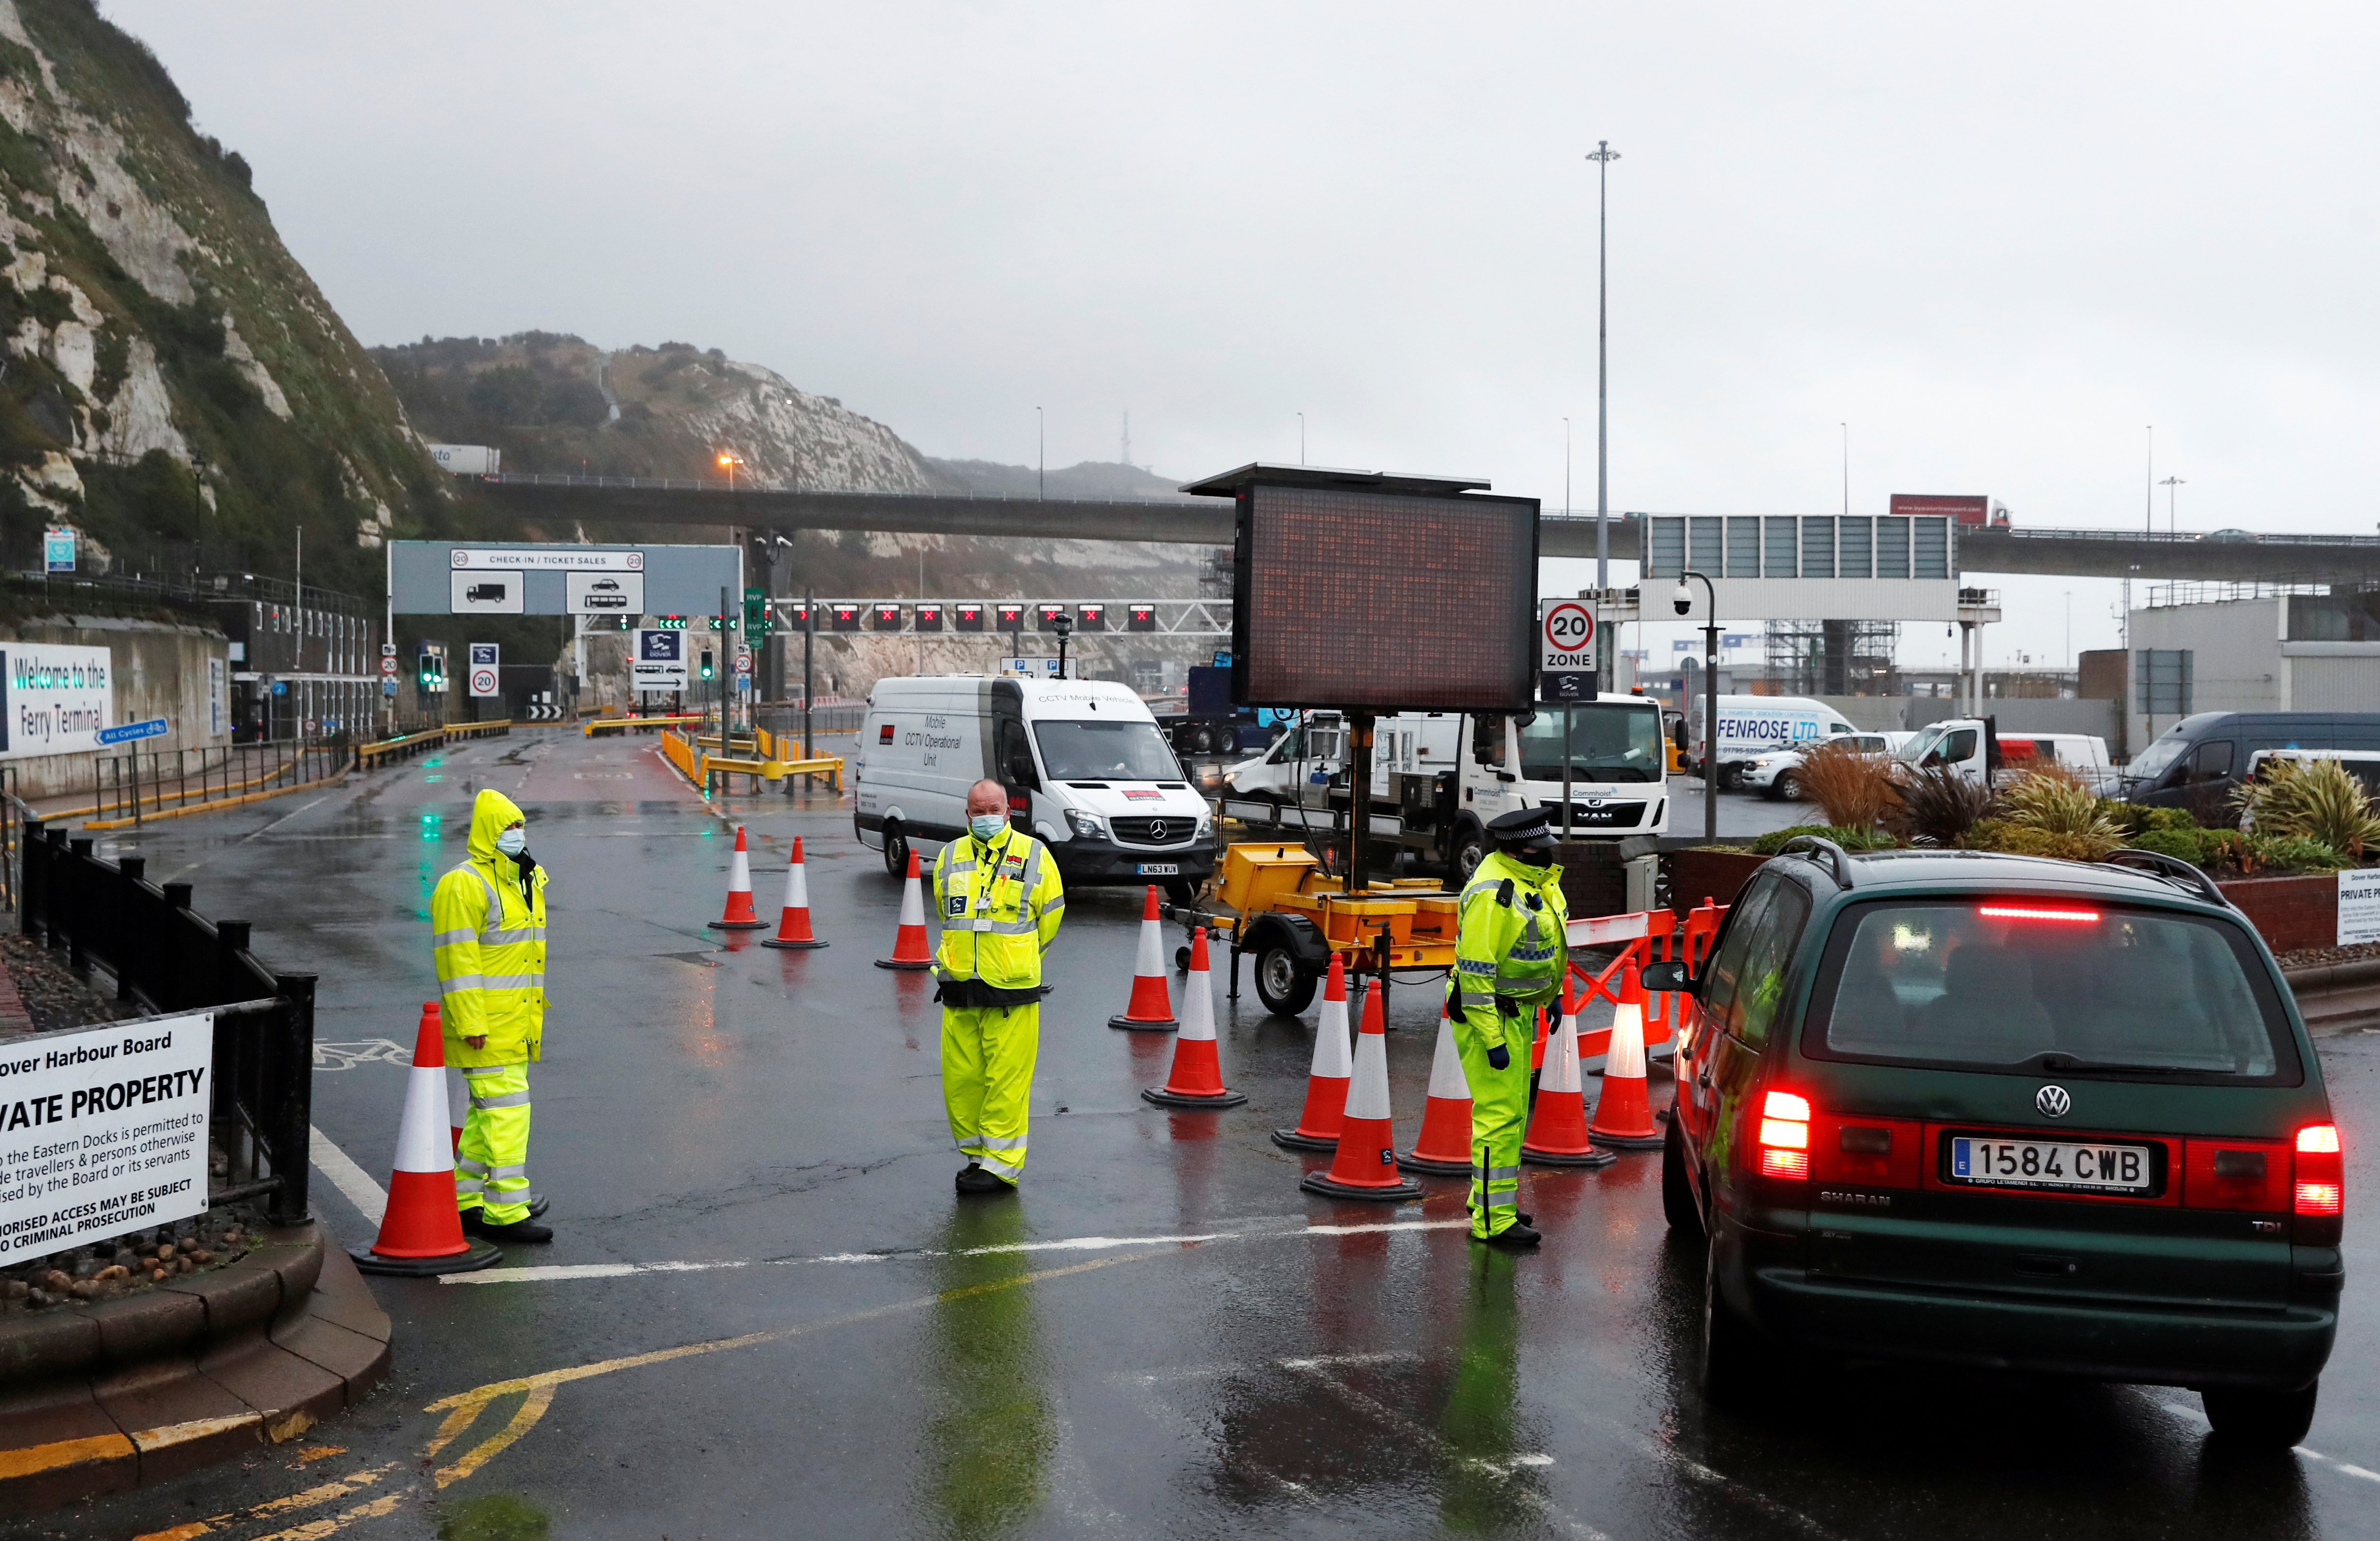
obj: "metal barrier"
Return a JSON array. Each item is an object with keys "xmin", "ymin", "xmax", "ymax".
[
  {"xmin": 1565, "ymin": 899, "xmax": 1728, "ymax": 1072},
  {"xmin": 444, "ymin": 720, "xmax": 513, "ymax": 742},
  {"xmin": 584, "ymin": 714, "xmax": 700, "ymax": 736},
  {"xmin": 356, "ymin": 728, "xmax": 446, "ymax": 768},
  {"xmin": 91, "ymin": 739, "xmax": 350, "ymax": 827},
  {"xmin": 19, "ymin": 824, "xmax": 315, "ymax": 1229}
]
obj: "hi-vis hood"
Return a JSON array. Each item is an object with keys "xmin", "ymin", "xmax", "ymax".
[{"xmin": 467, "ymin": 788, "xmax": 527, "ymax": 862}]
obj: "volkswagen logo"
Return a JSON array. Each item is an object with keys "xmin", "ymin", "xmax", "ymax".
[
  {"xmin": 1147, "ymin": 819, "xmax": 1170, "ymax": 842},
  {"xmin": 2035, "ymin": 1084, "xmax": 2072, "ymax": 1118}
]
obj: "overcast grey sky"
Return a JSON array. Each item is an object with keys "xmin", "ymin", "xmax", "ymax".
[{"xmin": 103, "ymin": 2, "xmax": 2380, "ymax": 671}]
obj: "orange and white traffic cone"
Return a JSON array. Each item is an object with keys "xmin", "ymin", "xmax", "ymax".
[
  {"xmin": 761, "ymin": 835, "xmax": 828, "ymax": 950},
  {"xmin": 1142, "ymin": 928, "xmax": 1246, "ymax": 1108},
  {"xmin": 1588, "ymin": 959, "xmax": 1666, "ymax": 1151},
  {"xmin": 1300, "ymin": 978, "xmax": 1423, "ymax": 1202},
  {"xmin": 874, "ymin": 848, "xmax": 934, "ymax": 971},
  {"xmin": 1400, "ymin": 1001, "xmax": 1474, "ymax": 1175},
  {"xmin": 1271, "ymin": 953, "xmax": 1352, "ymax": 1151},
  {"xmin": 1107, "ymin": 885, "xmax": 1179, "ymax": 1030},
  {"xmin": 1525, "ymin": 982, "xmax": 1618, "ymax": 1167},
  {"xmin": 353, "ymin": 1004, "xmax": 500, "ymax": 1276},
  {"xmin": 708, "ymin": 825, "xmax": 768, "ymax": 931}
]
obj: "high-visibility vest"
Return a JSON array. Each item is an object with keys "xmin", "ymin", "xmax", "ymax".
[
  {"xmin": 1451, "ymin": 850, "xmax": 1569, "ymax": 1051},
  {"xmin": 931, "ymin": 826, "xmax": 1065, "ymax": 991},
  {"xmin": 432, "ymin": 796, "xmax": 549, "ymax": 1068}
]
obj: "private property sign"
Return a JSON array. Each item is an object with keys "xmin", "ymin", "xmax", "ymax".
[
  {"xmin": 2338, "ymin": 868, "xmax": 2380, "ymax": 946},
  {"xmin": 0, "ymin": 1012, "xmax": 213, "ymax": 1262},
  {"xmin": 0, "ymin": 644, "xmax": 111, "ymax": 760}
]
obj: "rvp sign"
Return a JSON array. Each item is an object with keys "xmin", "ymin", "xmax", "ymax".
[{"xmin": 1539, "ymin": 602, "xmax": 1597, "ymax": 702}]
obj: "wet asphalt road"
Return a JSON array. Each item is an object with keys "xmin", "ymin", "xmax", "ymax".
[{"xmin": 13, "ymin": 726, "xmax": 2379, "ymax": 1541}]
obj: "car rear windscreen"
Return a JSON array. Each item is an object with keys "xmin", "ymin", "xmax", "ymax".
[{"xmin": 1803, "ymin": 899, "xmax": 2298, "ymax": 1083}]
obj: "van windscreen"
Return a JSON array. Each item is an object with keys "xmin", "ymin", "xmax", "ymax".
[
  {"xmin": 1804, "ymin": 900, "xmax": 2296, "ymax": 1083},
  {"xmin": 1034, "ymin": 719, "xmax": 1182, "ymax": 781}
]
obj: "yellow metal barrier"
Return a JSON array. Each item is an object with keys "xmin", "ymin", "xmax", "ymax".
[
  {"xmin": 446, "ymin": 720, "xmax": 512, "ymax": 741},
  {"xmin": 357, "ymin": 728, "xmax": 446, "ymax": 768},
  {"xmin": 659, "ymin": 728, "xmax": 707, "ymax": 789},
  {"xmin": 585, "ymin": 714, "xmax": 701, "ymax": 737}
]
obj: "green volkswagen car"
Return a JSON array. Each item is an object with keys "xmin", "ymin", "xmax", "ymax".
[{"xmin": 1646, "ymin": 840, "xmax": 2344, "ymax": 1448}]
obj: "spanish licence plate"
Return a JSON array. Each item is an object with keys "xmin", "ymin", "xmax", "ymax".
[
  {"xmin": 1137, "ymin": 863, "xmax": 1180, "ymax": 876},
  {"xmin": 1949, "ymin": 1136, "xmax": 2152, "ymax": 1194}
]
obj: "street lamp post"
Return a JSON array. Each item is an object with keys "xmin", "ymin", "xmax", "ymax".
[
  {"xmin": 1587, "ymin": 140, "xmax": 1620, "ymax": 592},
  {"xmin": 1036, "ymin": 407, "xmax": 1045, "ymax": 500},
  {"xmin": 717, "ymin": 453, "xmax": 743, "ymax": 493},
  {"xmin": 190, "ymin": 453, "xmax": 208, "ymax": 575},
  {"xmin": 2161, "ymin": 475, "xmax": 2185, "ymax": 534},
  {"xmin": 1674, "ymin": 569, "xmax": 1720, "ymax": 840}
]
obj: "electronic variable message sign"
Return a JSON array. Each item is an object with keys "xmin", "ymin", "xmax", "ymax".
[{"xmin": 1212, "ymin": 473, "xmax": 1537, "ymax": 712}]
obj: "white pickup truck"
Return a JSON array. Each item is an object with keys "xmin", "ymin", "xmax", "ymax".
[
  {"xmin": 1900, "ymin": 718, "xmax": 2115, "ymax": 790},
  {"xmin": 1739, "ymin": 732, "xmax": 1910, "ymax": 800}
]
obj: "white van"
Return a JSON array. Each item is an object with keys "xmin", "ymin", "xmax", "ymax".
[
  {"xmin": 1898, "ymin": 718, "xmax": 2114, "ymax": 790},
  {"xmin": 1685, "ymin": 695, "xmax": 1859, "ymax": 790},
  {"xmin": 853, "ymin": 675, "xmax": 1218, "ymax": 897}
]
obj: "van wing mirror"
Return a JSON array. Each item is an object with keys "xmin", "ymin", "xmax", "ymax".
[{"xmin": 1639, "ymin": 960, "xmax": 1695, "ymax": 994}]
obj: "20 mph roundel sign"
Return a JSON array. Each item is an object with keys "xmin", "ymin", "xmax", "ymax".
[{"xmin": 1542, "ymin": 602, "xmax": 1594, "ymax": 666}]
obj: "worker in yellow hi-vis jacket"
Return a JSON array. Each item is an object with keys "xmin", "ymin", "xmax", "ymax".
[
  {"xmin": 1450, "ymin": 807, "xmax": 1575, "ymax": 1251},
  {"xmin": 431, "ymin": 788, "xmax": 552, "ymax": 1243},
  {"xmin": 932, "ymin": 779, "xmax": 1065, "ymax": 1193}
]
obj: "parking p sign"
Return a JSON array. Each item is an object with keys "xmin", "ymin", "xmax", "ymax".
[{"xmin": 468, "ymin": 642, "xmax": 501, "ymax": 699}]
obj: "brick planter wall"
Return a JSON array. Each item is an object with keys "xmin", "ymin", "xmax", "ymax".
[
  {"xmin": 2216, "ymin": 873, "xmax": 2338, "ymax": 954},
  {"xmin": 1665, "ymin": 849, "xmax": 1769, "ymax": 919}
]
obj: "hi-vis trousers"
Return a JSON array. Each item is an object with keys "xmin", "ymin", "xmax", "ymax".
[
  {"xmin": 450, "ymin": 1063, "xmax": 535, "ymax": 1224},
  {"xmin": 1454, "ymin": 1006, "xmax": 1531, "ymax": 1239},
  {"xmin": 941, "ymin": 1003, "xmax": 1039, "ymax": 1185}
]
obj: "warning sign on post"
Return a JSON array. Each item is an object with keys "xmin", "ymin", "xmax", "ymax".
[
  {"xmin": 0, "ymin": 1012, "xmax": 213, "ymax": 1262},
  {"xmin": 1539, "ymin": 601, "xmax": 1598, "ymax": 702}
]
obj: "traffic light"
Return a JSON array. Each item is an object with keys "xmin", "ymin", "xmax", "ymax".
[
  {"xmin": 698, "ymin": 647, "xmax": 716, "ymax": 681},
  {"xmin": 416, "ymin": 652, "xmax": 445, "ymax": 692},
  {"xmin": 658, "ymin": 616, "xmax": 689, "ymax": 630}
]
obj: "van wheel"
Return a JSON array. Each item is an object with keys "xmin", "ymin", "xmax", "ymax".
[
  {"xmin": 2201, "ymin": 1381, "xmax": 2319, "ymax": 1449},
  {"xmin": 882, "ymin": 823, "xmax": 911, "ymax": 877},
  {"xmin": 1662, "ymin": 1116, "xmax": 1705, "ymax": 1239},
  {"xmin": 1773, "ymin": 771, "xmax": 1804, "ymax": 802},
  {"xmin": 1254, "ymin": 944, "xmax": 1318, "ymax": 1016},
  {"xmin": 1699, "ymin": 1237, "xmax": 1767, "ymax": 1410}
]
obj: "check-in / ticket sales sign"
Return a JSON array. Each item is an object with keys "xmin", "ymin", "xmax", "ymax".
[{"xmin": 0, "ymin": 1012, "xmax": 213, "ymax": 1262}]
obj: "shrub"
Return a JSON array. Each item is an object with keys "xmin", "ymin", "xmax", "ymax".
[
  {"xmin": 2243, "ymin": 834, "xmax": 2352, "ymax": 874},
  {"xmin": 1985, "ymin": 825, "xmax": 2123, "ymax": 863},
  {"xmin": 2108, "ymin": 803, "xmax": 2196, "ymax": 836},
  {"xmin": 1887, "ymin": 766, "xmax": 1996, "ymax": 847},
  {"xmin": 2126, "ymin": 827, "xmax": 2220, "ymax": 868},
  {"xmin": 1750, "ymin": 824, "xmax": 1897, "ymax": 856},
  {"xmin": 1998, "ymin": 769, "xmax": 2125, "ymax": 845},
  {"xmin": 1792, "ymin": 741, "xmax": 1897, "ymax": 831},
  {"xmin": 2234, "ymin": 757, "xmax": 2380, "ymax": 858}
]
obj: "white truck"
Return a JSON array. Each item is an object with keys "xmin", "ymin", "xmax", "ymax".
[
  {"xmin": 1222, "ymin": 694, "xmax": 1669, "ymax": 880},
  {"xmin": 1898, "ymin": 717, "xmax": 2114, "ymax": 790},
  {"xmin": 1685, "ymin": 694, "xmax": 1861, "ymax": 790}
]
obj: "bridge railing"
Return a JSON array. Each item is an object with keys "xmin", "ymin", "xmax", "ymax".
[{"xmin": 481, "ymin": 473, "xmax": 1206, "ymax": 506}]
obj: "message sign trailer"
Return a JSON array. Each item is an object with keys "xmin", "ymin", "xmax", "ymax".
[{"xmin": 0, "ymin": 1011, "xmax": 213, "ymax": 1263}]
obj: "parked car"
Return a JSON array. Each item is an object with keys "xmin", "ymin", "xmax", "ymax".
[
  {"xmin": 1741, "ymin": 732, "xmax": 1896, "ymax": 801},
  {"xmin": 1649, "ymin": 841, "xmax": 2341, "ymax": 1447}
]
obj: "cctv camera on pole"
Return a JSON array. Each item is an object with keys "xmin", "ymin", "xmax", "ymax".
[{"xmin": 1676, "ymin": 572, "xmax": 1719, "ymax": 840}]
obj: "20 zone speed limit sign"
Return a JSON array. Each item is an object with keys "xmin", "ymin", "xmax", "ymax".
[{"xmin": 1542, "ymin": 602, "xmax": 1595, "ymax": 668}]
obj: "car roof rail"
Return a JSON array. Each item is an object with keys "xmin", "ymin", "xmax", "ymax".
[
  {"xmin": 1776, "ymin": 834, "xmax": 1855, "ymax": 890},
  {"xmin": 2103, "ymin": 847, "xmax": 2232, "ymax": 908}
]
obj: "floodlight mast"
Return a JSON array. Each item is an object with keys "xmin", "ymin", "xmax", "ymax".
[{"xmin": 1678, "ymin": 570, "xmax": 1719, "ymax": 839}]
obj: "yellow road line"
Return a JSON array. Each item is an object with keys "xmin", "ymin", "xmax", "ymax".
[{"xmin": 127, "ymin": 1464, "xmax": 398, "ymax": 1541}]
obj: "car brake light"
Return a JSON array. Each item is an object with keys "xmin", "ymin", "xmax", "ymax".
[
  {"xmin": 1978, "ymin": 904, "xmax": 2100, "ymax": 923},
  {"xmin": 1757, "ymin": 1090, "xmax": 1811, "ymax": 1179},
  {"xmin": 2292, "ymin": 1123, "xmax": 2344, "ymax": 1238}
]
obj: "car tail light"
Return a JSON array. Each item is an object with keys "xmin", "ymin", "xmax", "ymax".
[
  {"xmin": 1810, "ymin": 1114, "xmax": 1923, "ymax": 1188},
  {"xmin": 1977, "ymin": 904, "xmax": 2100, "ymax": 923},
  {"xmin": 1756, "ymin": 1089, "xmax": 1811, "ymax": 1180},
  {"xmin": 2293, "ymin": 1123, "xmax": 2344, "ymax": 1242},
  {"xmin": 2182, "ymin": 1138, "xmax": 2289, "ymax": 1213}
]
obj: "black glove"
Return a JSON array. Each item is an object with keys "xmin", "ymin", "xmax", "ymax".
[{"xmin": 1487, "ymin": 1044, "xmax": 1510, "ymax": 1071}]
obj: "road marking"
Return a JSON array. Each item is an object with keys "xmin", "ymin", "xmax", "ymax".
[
  {"xmin": 127, "ymin": 1465, "xmax": 400, "ymax": 1540},
  {"xmin": 309, "ymin": 1125, "xmax": 387, "ymax": 1226},
  {"xmin": 441, "ymin": 1217, "xmax": 1470, "ymax": 1284}
]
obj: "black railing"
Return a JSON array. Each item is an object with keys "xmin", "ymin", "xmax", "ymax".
[
  {"xmin": 93, "ymin": 738, "xmax": 350, "ymax": 823},
  {"xmin": 20, "ymin": 825, "xmax": 314, "ymax": 1229}
]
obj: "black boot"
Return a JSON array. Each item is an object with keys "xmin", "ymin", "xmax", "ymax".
[
  {"xmin": 478, "ymin": 1216, "xmax": 553, "ymax": 1243},
  {"xmin": 1480, "ymin": 1222, "xmax": 1542, "ymax": 1252},
  {"xmin": 955, "ymin": 1166, "xmax": 1013, "ymax": 1195}
]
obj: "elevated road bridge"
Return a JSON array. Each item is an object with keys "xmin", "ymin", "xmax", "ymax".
[{"xmin": 471, "ymin": 477, "xmax": 2380, "ymax": 583}]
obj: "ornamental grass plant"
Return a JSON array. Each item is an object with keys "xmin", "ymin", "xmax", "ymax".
[{"xmin": 1793, "ymin": 740, "xmax": 1897, "ymax": 833}]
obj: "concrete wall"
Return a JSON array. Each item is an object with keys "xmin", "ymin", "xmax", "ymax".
[
  {"xmin": 2126, "ymin": 598, "xmax": 2284, "ymax": 752},
  {"xmin": 0, "ymin": 614, "xmax": 232, "ymax": 798},
  {"xmin": 1905, "ymin": 696, "xmax": 2122, "ymax": 741}
]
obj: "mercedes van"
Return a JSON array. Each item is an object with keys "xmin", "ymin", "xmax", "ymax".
[{"xmin": 853, "ymin": 675, "xmax": 1218, "ymax": 898}]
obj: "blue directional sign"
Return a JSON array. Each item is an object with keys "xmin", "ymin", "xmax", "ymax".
[{"xmin": 96, "ymin": 718, "xmax": 167, "ymax": 745}]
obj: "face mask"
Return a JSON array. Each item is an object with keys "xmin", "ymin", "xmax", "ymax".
[
  {"xmin": 969, "ymin": 814, "xmax": 1006, "ymax": 842},
  {"xmin": 496, "ymin": 828, "xmax": 528, "ymax": 857}
]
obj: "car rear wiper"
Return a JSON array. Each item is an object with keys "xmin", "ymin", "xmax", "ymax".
[{"xmin": 2031, "ymin": 1054, "xmax": 2203, "ymax": 1076}]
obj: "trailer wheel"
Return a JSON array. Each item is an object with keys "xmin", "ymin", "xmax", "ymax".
[
  {"xmin": 1254, "ymin": 943, "xmax": 1318, "ymax": 1017},
  {"xmin": 1190, "ymin": 724, "xmax": 1214, "ymax": 754}
]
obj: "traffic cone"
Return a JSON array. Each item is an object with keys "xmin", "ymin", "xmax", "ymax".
[
  {"xmin": 353, "ymin": 1004, "xmax": 500, "ymax": 1276},
  {"xmin": 1142, "ymin": 928, "xmax": 1246, "ymax": 1108},
  {"xmin": 761, "ymin": 836, "xmax": 828, "ymax": 949},
  {"xmin": 1299, "ymin": 979, "xmax": 1423, "ymax": 1202},
  {"xmin": 708, "ymin": 825, "xmax": 768, "ymax": 930},
  {"xmin": 1525, "ymin": 982, "xmax": 1618, "ymax": 1167},
  {"xmin": 1271, "ymin": 953, "xmax": 1352, "ymax": 1151},
  {"xmin": 1107, "ymin": 885, "xmax": 1179, "ymax": 1030},
  {"xmin": 1400, "ymin": 1001, "xmax": 1474, "ymax": 1175},
  {"xmin": 1588, "ymin": 959, "xmax": 1666, "ymax": 1151},
  {"xmin": 874, "ymin": 848, "xmax": 934, "ymax": 971}
]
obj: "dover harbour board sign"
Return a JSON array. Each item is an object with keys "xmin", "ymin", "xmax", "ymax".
[{"xmin": 0, "ymin": 1012, "xmax": 213, "ymax": 1262}]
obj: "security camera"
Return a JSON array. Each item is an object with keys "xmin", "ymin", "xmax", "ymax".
[{"xmin": 1671, "ymin": 581, "xmax": 1693, "ymax": 617}]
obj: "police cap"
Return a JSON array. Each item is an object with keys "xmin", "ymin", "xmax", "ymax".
[{"xmin": 1485, "ymin": 807, "xmax": 1556, "ymax": 853}]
